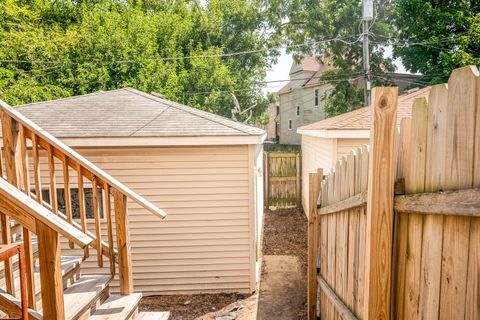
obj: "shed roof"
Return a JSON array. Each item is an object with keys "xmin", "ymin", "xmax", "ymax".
[
  {"xmin": 298, "ymin": 86, "xmax": 431, "ymax": 132},
  {"xmin": 16, "ymin": 88, "xmax": 265, "ymax": 138}
]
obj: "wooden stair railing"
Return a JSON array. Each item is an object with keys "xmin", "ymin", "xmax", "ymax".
[{"xmin": 0, "ymin": 99, "xmax": 167, "ymax": 319}]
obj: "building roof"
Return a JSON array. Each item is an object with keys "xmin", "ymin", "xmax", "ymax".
[
  {"xmin": 279, "ymin": 57, "xmax": 332, "ymax": 95},
  {"xmin": 16, "ymin": 88, "xmax": 265, "ymax": 138},
  {"xmin": 298, "ymin": 86, "xmax": 431, "ymax": 132},
  {"xmin": 289, "ymin": 56, "xmax": 321, "ymax": 75}
]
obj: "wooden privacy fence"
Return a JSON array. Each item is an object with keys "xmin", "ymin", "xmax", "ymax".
[
  {"xmin": 307, "ymin": 65, "xmax": 480, "ymax": 320},
  {"xmin": 264, "ymin": 152, "xmax": 301, "ymax": 208}
]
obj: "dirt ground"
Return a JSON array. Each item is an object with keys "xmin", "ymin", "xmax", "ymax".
[{"xmin": 139, "ymin": 207, "xmax": 308, "ymax": 320}]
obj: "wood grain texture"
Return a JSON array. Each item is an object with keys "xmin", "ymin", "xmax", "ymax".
[
  {"xmin": 308, "ymin": 171, "xmax": 320, "ymax": 320},
  {"xmin": 36, "ymin": 220, "xmax": 65, "ymax": 320},
  {"xmin": 404, "ymin": 97, "xmax": 428, "ymax": 320},
  {"xmin": 114, "ymin": 190, "xmax": 133, "ymax": 295},
  {"xmin": 363, "ymin": 87, "xmax": 397, "ymax": 320},
  {"xmin": 318, "ymin": 275, "xmax": 358, "ymax": 320}
]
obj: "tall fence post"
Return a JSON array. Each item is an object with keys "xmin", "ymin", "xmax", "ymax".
[
  {"xmin": 308, "ymin": 170, "xmax": 322, "ymax": 320},
  {"xmin": 264, "ymin": 152, "xmax": 269, "ymax": 209},
  {"xmin": 114, "ymin": 190, "xmax": 133, "ymax": 295},
  {"xmin": 363, "ymin": 87, "xmax": 398, "ymax": 319}
]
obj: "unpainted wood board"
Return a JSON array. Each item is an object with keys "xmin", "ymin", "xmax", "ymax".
[
  {"xmin": 439, "ymin": 216, "xmax": 471, "ymax": 320},
  {"xmin": 466, "ymin": 217, "xmax": 480, "ymax": 319},
  {"xmin": 425, "ymin": 84, "xmax": 448, "ymax": 192},
  {"xmin": 356, "ymin": 207, "xmax": 366, "ymax": 318},
  {"xmin": 404, "ymin": 97, "xmax": 428, "ymax": 319},
  {"xmin": 363, "ymin": 87, "xmax": 397, "ymax": 320},
  {"xmin": 444, "ymin": 66, "xmax": 478, "ymax": 190},
  {"xmin": 346, "ymin": 209, "xmax": 358, "ymax": 311}
]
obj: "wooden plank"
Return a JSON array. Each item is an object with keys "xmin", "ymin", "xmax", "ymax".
[
  {"xmin": 439, "ymin": 216, "xmax": 470, "ymax": 320},
  {"xmin": 36, "ymin": 220, "xmax": 65, "ymax": 320},
  {"xmin": 319, "ymin": 191, "xmax": 368, "ymax": 216},
  {"xmin": 392, "ymin": 117, "xmax": 411, "ymax": 320},
  {"xmin": 76, "ymin": 166, "xmax": 90, "ymax": 259},
  {"xmin": 444, "ymin": 66, "xmax": 478, "ymax": 190},
  {"xmin": 394, "ymin": 188, "xmax": 480, "ymax": 216},
  {"xmin": 317, "ymin": 275, "xmax": 358, "ymax": 320},
  {"xmin": 19, "ymin": 125, "xmax": 29, "ymax": 194},
  {"xmin": 363, "ymin": 87, "xmax": 397, "ymax": 320},
  {"xmin": 92, "ymin": 176, "xmax": 103, "ymax": 268},
  {"xmin": 47, "ymin": 145, "xmax": 58, "ymax": 214},
  {"xmin": 0, "ymin": 111, "xmax": 17, "ymax": 295},
  {"xmin": 114, "ymin": 190, "xmax": 133, "ymax": 295},
  {"xmin": 465, "ymin": 217, "xmax": 480, "ymax": 319},
  {"xmin": 31, "ymin": 134, "xmax": 43, "ymax": 203},
  {"xmin": 104, "ymin": 184, "xmax": 116, "ymax": 276},
  {"xmin": 403, "ymin": 96, "xmax": 428, "ymax": 320},
  {"xmin": 308, "ymin": 171, "xmax": 320, "ymax": 320}
]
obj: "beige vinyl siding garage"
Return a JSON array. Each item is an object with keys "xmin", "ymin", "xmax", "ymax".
[
  {"xmin": 18, "ymin": 88, "xmax": 265, "ymax": 295},
  {"xmin": 337, "ymin": 138, "xmax": 369, "ymax": 158},
  {"xmin": 301, "ymin": 135, "xmax": 335, "ymax": 214},
  {"xmin": 35, "ymin": 145, "xmax": 254, "ymax": 295}
]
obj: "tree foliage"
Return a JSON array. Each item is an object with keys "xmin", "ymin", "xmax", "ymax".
[
  {"xmin": 265, "ymin": 0, "xmax": 395, "ymax": 116},
  {"xmin": 0, "ymin": 0, "xmax": 277, "ymax": 122},
  {"xmin": 393, "ymin": 0, "xmax": 480, "ymax": 84}
]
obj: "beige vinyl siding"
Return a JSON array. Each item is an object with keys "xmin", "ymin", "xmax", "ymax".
[
  {"xmin": 33, "ymin": 145, "xmax": 254, "ymax": 295},
  {"xmin": 301, "ymin": 135, "xmax": 335, "ymax": 214},
  {"xmin": 336, "ymin": 138, "xmax": 369, "ymax": 159}
]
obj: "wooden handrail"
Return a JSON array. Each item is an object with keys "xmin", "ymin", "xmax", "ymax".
[
  {"xmin": 0, "ymin": 97, "xmax": 166, "ymax": 316},
  {"xmin": 0, "ymin": 99, "xmax": 167, "ymax": 219},
  {"xmin": 0, "ymin": 178, "xmax": 93, "ymax": 248}
]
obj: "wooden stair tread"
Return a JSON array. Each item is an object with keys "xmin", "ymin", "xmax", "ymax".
[
  {"xmin": 0, "ymin": 255, "xmax": 83, "ymax": 298},
  {"xmin": 135, "ymin": 312, "xmax": 171, "ymax": 320},
  {"xmin": 0, "ymin": 288, "xmax": 42, "ymax": 320},
  {"xmin": 63, "ymin": 275, "xmax": 112, "ymax": 320},
  {"xmin": 88, "ymin": 293, "xmax": 142, "ymax": 320}
]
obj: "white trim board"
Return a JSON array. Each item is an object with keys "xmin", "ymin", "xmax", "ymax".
[
  {"xmin": 297, "ymin": 129, "xmax": 370, "ymax": 139},
  {"xmin": 49, "ymin": 134, "xmax": 267, "ymax": 147}
]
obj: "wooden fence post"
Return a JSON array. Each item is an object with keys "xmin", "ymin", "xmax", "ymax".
[
  {"xmin": 114, "ymin": 190, "xmax": 133, "ymax": 295},
  {"xmin": 363, "ymin": 87, "xmax": 397, "ymax": 320},
  {"xmin": 37, "ymin": 220, "xmax": 65, "ymax": 319},
  {"xmin": 308, "ymin": 170, "xmax": 322, "ymax": 320}
]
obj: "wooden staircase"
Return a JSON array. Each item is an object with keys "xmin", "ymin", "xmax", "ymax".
[{"xmin": 0, "ymin": 99, "xmax": 171, "ymax": 319}]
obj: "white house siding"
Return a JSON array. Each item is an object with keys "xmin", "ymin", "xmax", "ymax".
[
  {"xmin": 301, "ymin": 135, "xmax": 335, "ymax": 214},
  {"xmin": 336, "ymin": 138, "xmax": 369, "ymax": 159},
  {"xmin": 34, "ymin": 145, "xmax": 257, "ymax": 295}
]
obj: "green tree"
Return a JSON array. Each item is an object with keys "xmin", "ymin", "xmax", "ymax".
[
  {"xmin": 264, "ymin": 0, "xmax": 395, "ymax": 116},
  {"xmin": 393, "ymin": 0, "xmax": 480, "ymax": 84},
  {"xmin": 0, "ymin": 0, "xmax": 277, "ymax": 123}
]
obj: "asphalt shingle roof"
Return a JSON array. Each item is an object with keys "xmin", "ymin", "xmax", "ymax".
[{"xmin": 16, "ymin": 88, "xmax": 265, "ymax": 138}]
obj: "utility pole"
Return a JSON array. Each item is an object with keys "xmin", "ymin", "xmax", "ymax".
[{"xmin": 362, "ymin": 0, "xmax": 373, "ymax": 106}]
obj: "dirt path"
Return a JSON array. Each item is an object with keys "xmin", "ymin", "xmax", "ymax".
[{"xmin": 139, "ymin": 207, "xmax": 308, "ymax": 320}]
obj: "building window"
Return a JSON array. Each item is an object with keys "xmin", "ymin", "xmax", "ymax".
[
  {"xmin": 42, "ymin": 188, "xmax": 104, "ymax": 219},
  {"xmin": 296, "ymin": 106, "xmax": 300, "ymax": 117},
  {"xmin": 314, "ymin": 89, "xmax": 319, "ymax": 107},
  {"xmin": 288, "ymin": 119, "xmax": 292, "ymax": 130}
]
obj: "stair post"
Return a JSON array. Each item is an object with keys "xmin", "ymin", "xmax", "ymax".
[
  {"xmin": 114, "ymin": 190, "xmax": 133, "ymax": 295},
  {"xmin": 1, "ymin": 112, "xmax": 36, "ymax": 308},
  {"xmin": 36, "ymin": 220, "xmax": 65, "ymax": 319}
]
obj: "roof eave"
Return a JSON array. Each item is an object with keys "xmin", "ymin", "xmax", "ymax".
[
  {"xmin": 52, "ymin": 134, "xmax": 266, "ymax": 148},
  {"xmin": 297, "ymin": 128, "xmax": 370, "ymax": 139}
]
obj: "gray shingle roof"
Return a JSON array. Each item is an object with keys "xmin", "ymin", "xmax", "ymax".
[{"xmin": 16, "ymin": 88, "xmax": 265, "ymax": 138}]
